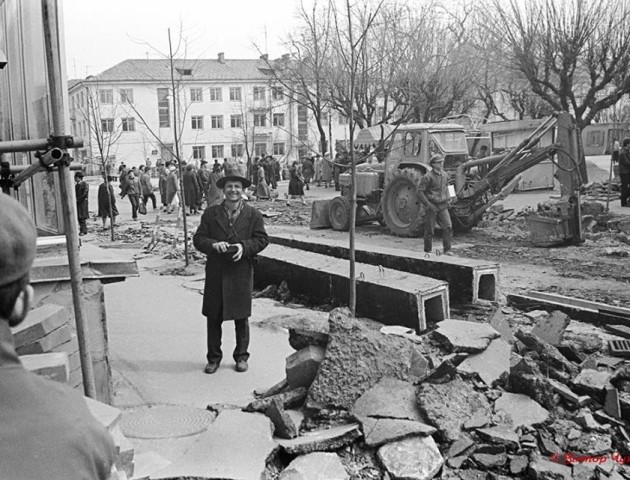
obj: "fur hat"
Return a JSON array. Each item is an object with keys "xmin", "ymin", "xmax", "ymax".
[
  {"xmin": 0, "ymin": 195, "xmax": 37, "ymax": 287},
  {"xmin": 217, "ymin": 168, "xmax": 251, "ymax": 189}
]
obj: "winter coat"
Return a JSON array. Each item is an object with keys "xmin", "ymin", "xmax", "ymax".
[
  {"xmin": 183, "ymin": 170, "xmax": 200, "ymax": 207},
  {"xmin": 75, "ymin": 180, "xmax": 89, "ymax": 220},
  {"xmin": 97, "ymin": 182, "xmax": 118, "ymax": 218},
  {"xmin": 192, "ymin": 203, "xmax": 269, "ymax": 320},
  {"xmin": 620, "ymin": 146, "xmax": 630, "ymax": 175},
  {"xmin": 166, "ymin": 171, "xmax": 179, "ymax": 204},
  {"xmin": 139, "ymin": 172, "xmax": 153, "ymax": 195}
]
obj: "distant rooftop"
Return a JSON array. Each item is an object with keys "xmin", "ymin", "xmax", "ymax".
[{"xmin": 78, "ymin": 57, "xmax": 271, "ymax": 84}]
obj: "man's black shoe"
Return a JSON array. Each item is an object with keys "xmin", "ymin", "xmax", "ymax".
[
  {"xmin": 204, "ymin": 362, "xmax": 220, "ymax": 374},
  {"xmin": 235, "ymin": 360, "xmax": 248, "ymax": 372}
]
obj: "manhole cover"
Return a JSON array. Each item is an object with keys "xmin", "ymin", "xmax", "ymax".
[{"xmin": 120, "ymin": 405, "xmax": 214, "ymax": 439}]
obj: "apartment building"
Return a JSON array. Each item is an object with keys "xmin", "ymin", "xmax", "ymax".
[{"xmin": 68, "ymin": 54, "xmax": 349, "ymax": 173}]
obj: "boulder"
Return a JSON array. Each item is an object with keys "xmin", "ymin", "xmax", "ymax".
[
  {"xmin": 278, "ymin": 452, "xmax": 348, "ymax": 480},
  {"xmin": 417, "ymin": 377, "xmax": 492, "ymax": 442},
  {"xmin": 378, "ymin": 435, "xmax": 443, "ymax": 480},
  {"xmin": 306, "ymin": 308, "xmax": 425, "ymax": 410},
  {"xmin": 433, "ymin": 319, "xmax": 500, "ymax": 353}
]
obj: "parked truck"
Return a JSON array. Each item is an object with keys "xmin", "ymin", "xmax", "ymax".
[{"xmin": 326, "ymin": 112, "xmax": 584, "ymax": 240}]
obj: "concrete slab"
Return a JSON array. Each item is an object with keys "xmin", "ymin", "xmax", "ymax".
[
  {"xmin": 530, "ymin": 310, "xmax": 570, "ymax": 346},
  {"xmin": 457, "ymin": 338, "xmax": 511, "ymax": 386},
  {"xmin": 15, "ymin": 324, "xmax": 73, "ymax": 355},
  {"xmin": 269, "ymin": 232, "xmax": 500, "ymax": 304},
  {"xmin": 256, "ymin": 244, "xmax": 449, "ymax": 332},
  {"xmin": 352, "ymin": 377, "xmax": 425, "ymax": 421},
  {"xmin": 279, "ymin": 452, "xmax": 348, "ymax": 480},
  {"xmin": 494, "ymin": 392, "xmax": 549, "ymax": 428},
  {"xmin": 359, "ymin": 416, "xmax": 436, "ymax": 447},
  {"xmin": 276, "ymin": 423, "xmax": 361, "ymax": 455},
  {"xmin": 152, "ymin": 410, "xmax": 276, "ymax": 480},
  {"xmin": 11, "ymin": 303, "xmax": 70, "ymax": 348},
  {"xmin": 19, "ymin": 352, "xmax": 69, "ymax": 383}
]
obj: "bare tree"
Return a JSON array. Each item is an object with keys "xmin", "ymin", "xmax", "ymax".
[
  {"xmin": 82, "ymin": 83, "xmax": 123, "ymax": 241},
  {"xmin": 488, "ymin": 0, "xmax": 630, "ymax": 131}
]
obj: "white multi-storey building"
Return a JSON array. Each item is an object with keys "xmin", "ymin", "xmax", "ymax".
[{"xmin": 68, "ymin": 54, "xmax": 349, "ymax": 173}]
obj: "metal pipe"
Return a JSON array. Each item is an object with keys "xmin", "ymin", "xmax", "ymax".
[
  {"xmin": 7, "ymin": 163, "xmax": 83, "ymax": 174},
  {"xmin": 0, "ymin": 137, "xmax": 83, "ymax": 154},
  {"xmin": 42, "ymin": 0, "xmax": 97, "ymax": 399}
]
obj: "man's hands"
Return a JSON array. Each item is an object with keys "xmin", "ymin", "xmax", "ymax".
[{"xmin": 212, "ymin": 242, "xmax": 243, "ymax": 262}]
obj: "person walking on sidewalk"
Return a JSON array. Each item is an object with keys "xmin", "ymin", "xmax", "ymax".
[
  {"xmin": 74, "ymin": 171, "xmax": 89, "ymax": 236},
  {"xmin": 620, "ymin": 138, "xmax": 630, "ymax": 207},
  {"xmin": 417, "ymin": 154, "xmax": 453, "ymax": 254},
  {"xmin": 139, "ymin": 165, "xmax": 157, "ymax": 210},
  {"xmin": 193, "ymin": 169, "xmax": 269, "ymax": 374},
  {"xmin": 0, "ymin": 194, "xmax": 116, "ymax": 479},
  {"xmin": 165, "ymin": 165, "xmax": 179, "ymax": 214},
  {"xmin": 121, "ymin": 170, "xmax": 141, "ymax": 220},
  {"xmin": 97, "ymin": 175, "xmax": 118, "ymax": 229}
]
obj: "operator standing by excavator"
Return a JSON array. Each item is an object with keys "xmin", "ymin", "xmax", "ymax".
[{"xmin": 417, "ymin": 154, "xmax": 453, "ymax": 255}]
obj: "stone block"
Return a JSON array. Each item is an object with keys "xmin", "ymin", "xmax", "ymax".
[
  {"xmin": 286, "ymin": 345, "xmax": 326, "ymax": 389},
  {"xmin": 15, "ymin": 323, "xmax": 72, "ymax": 355},
  {"xmin": 19, "ymin": 352, "xmax": 69, "ymax": 383},
  {"xmin": 378, "ymin": 435, "xmax": 444, "ymax": 480},
  {"xmin": 11, "ymin": 303, "xmax": 69, "ymax": 348}
]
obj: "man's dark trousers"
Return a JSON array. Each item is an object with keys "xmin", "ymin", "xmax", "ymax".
[
  {"xmin": 206, "ymin": 317, "xmax": 249, "ymax": 364},
  {"xmin": 621, "ymin": 174, "xmax": 630, "ymax": 207}
]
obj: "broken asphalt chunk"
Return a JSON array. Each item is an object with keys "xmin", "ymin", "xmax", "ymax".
[
  {"xmin": 433, "ymin": 319, "xmax": 500, "ymax": 353},
  {"xmin": 278, "ymin": 452, "xmax": 349, "ymax": 480},
  {"xmin": 457, "ymin": 338, "xmax": 511, "ymax": 387},
  {"xmin": 377, "ymin": 435, "xmax": 444, "ymax": 480},
  {"xmin": 494, "ymin": 392, "xmax": 549, "ymax": 428},
  {"xmin": 276, "ymin": 423, "xmax": 361, "ymax": 455},
  {"xmin": 358, "ymin": 416, "xmax": 436, "ymax": 447}
]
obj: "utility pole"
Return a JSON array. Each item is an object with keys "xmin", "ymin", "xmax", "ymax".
[{"xmin": 168, "ymin": 28, "xmax": 189, "ymax": 266}]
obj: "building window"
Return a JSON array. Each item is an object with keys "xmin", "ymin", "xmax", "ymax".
[
  {"xmin": 158, "ymin": 88, "xmax": 170, "ymax": 128},
  {"xmin": 254, "ymin": 113, "xmax": 266, "ymax": 127},
  {"xmin": 192, "ymin": 146, "xmax": 206, "ymax": 160},
  {"xmin": 212, "ymin": 145, "xmax": 224, "ymax": 158},
  {"xmin": 209, "ymin": 87, "xmax": 222, "ymax": 102},
  {"xmin": 191, "ymin": 115, "xmax": 204, "ymax": 130},
  {"xmin": 255, "ymin": 143, "xmax": 267, "ymax": 157},
  {"xmin": 231, "ymin": 144, "xmax": 244, "ymax": 158},
  {"xmin": 253, "ymin": 86, "xmax": 265, "ymax": 101},
  {"xmin": 272, "ymin": 86, "xmax": 283, "ymax": 100},
  {"xmin": 190, "ymin": 88, "xmax": 203, "ymax": 102},
  {"xmin": 101, "ymin": 118, "xmax": 114, "ymax": 133},
  {"xmin": 273, "ymin": 142, "xmax": 285, "ymax": 156},
  {"xmin": 229, "ymin": 87, "xmax": 242, "ymax": 101},
  {"xmin": 121, "ymin": 117, "xmax": 135, "ymax": 132},
  {"xmin": 230, "ymin": 114, "xmax": 242, "ymax": 128},
  {"xmin": 99, "ymin": 89, "xmax": 113, "ymax": 104},
  {"xmin": 272, "ymin": 113, "xmax": 285, "ymax": 127},
  {"xmin": 120, "ymin": 89, "xmax": 133, "ymax": 104},
  {"xmin": 211, "ymin": 115, "xmax": 223, "ymax": 129}
]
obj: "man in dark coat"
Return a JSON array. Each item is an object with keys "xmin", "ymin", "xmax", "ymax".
[
  {"xmin": 620, "ymin": 138, "xmax": 630, "ymax": 207},
  {"xmin": 74, "ymin": 171, "xmax": 89, "ymax": 235},
  {"xmin": 0, "ymin": 194, "xmax": 116, "ymax": 479},
  {"xmin": 193, "ymin": 169, "xmax": 269, "ymax": 374},
  {"xmin": 183, "ymin": 164, "xmax": 200, "ymax": 214}
]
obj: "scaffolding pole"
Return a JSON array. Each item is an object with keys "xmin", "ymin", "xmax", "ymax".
[{"xmin": 41, "ymin": 0, "xmax": 97, "ymax": 398}]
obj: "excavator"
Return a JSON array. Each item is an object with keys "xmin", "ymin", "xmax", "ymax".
[{"xmin": 325, "ymin": 112, "xmax": 586, "ymax": 246}]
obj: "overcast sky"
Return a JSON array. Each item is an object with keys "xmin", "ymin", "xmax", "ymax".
[{"xmin": 62, "ymin": 0, "xmax": 304, "ymax": 79}]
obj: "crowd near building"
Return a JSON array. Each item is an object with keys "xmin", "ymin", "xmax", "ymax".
[{"xmin": 68, "ymin": 54, "xmax": 350, "ymax": 175}]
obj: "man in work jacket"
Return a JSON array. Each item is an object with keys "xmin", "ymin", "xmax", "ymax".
[{"xmin": 417, "ymin": 154, "xmax": 453, "ymax": 254}]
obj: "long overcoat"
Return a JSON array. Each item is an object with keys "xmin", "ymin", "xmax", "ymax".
[
  {"xmin": 193, "ymin": 203, "xmax": 269, "ymax": 320},
  {"xmin": 75, "ymin": 180, "xmax": 89, "ymax": 220}
]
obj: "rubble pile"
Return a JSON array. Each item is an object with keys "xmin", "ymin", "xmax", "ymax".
[
  {"xmin": 581, "ymin": 180, "xmax": 621, "ymax": 202},
  {"xmin": 247, "ymin": 307, "xmax": 630, "ymax": 480}
]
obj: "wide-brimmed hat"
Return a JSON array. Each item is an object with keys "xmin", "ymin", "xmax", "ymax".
[{"xmin": 217, "ymin": 169, "xmax": 251, "ymax": 189}]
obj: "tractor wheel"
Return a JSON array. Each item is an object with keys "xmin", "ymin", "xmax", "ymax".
[
  {"xmin": 382, "ymin": 168, "xmax": 426, "ymax": 237},
  {"xmin": 329, "ymin": 196, "xmax": 351, "ymax": 231}
]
